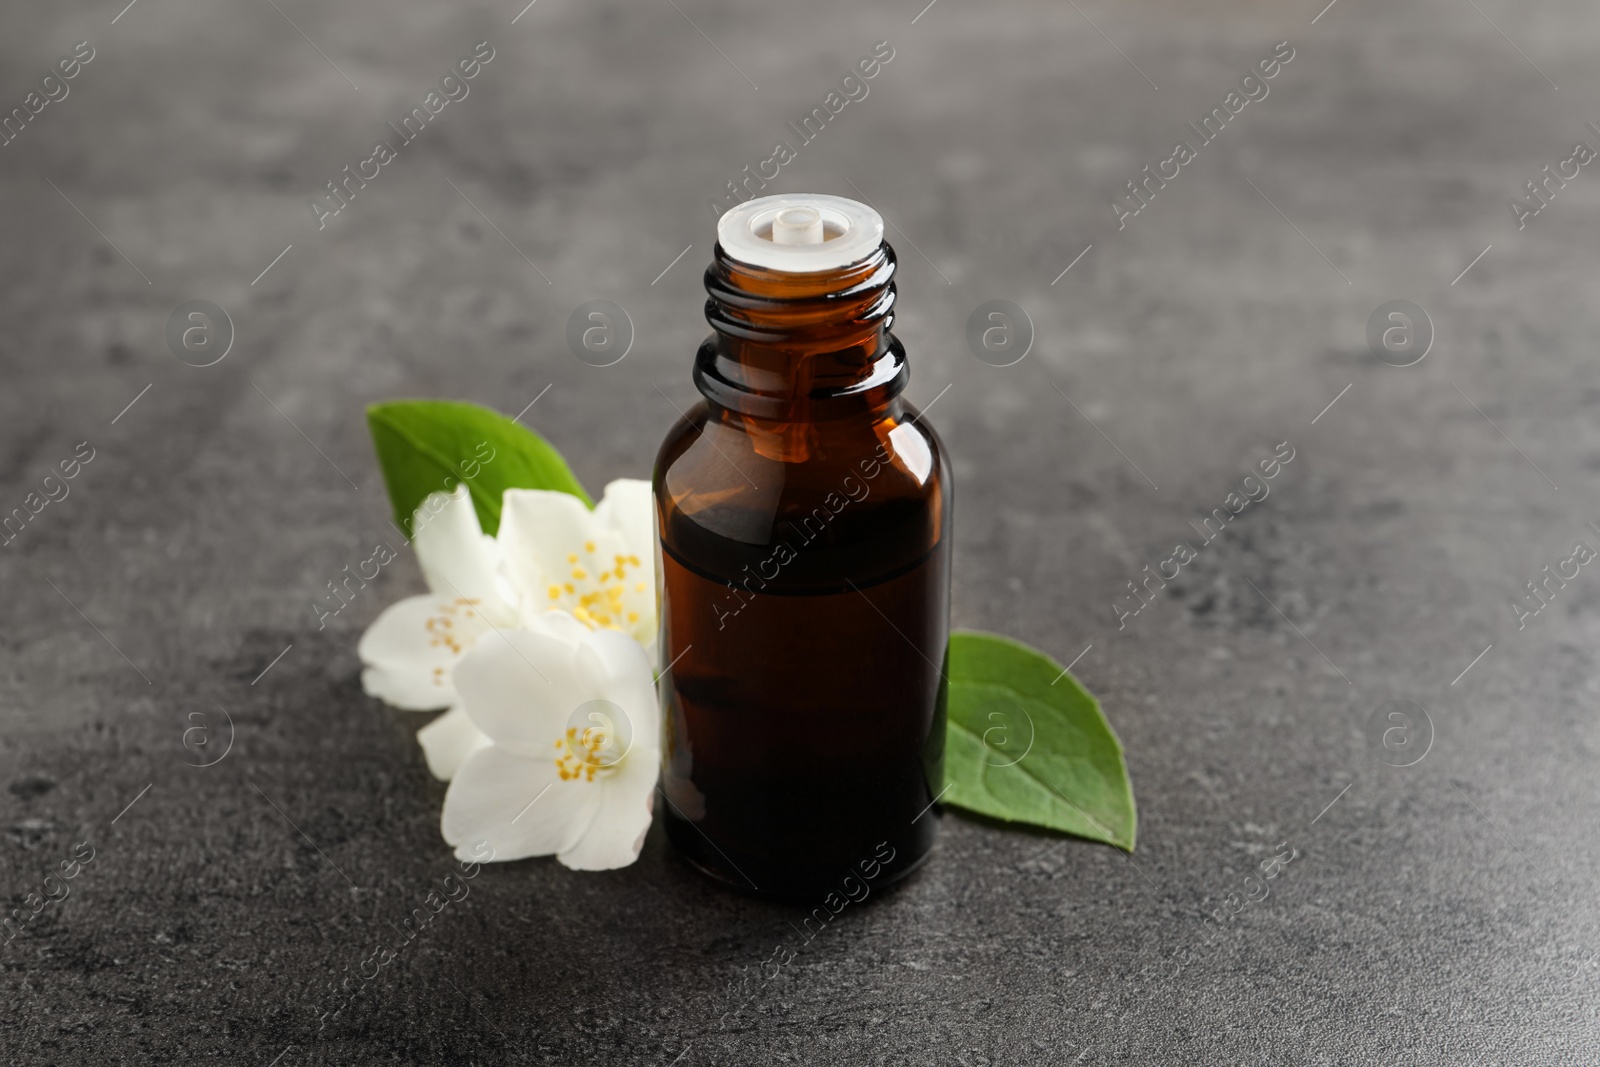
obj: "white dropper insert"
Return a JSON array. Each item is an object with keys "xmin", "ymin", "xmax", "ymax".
[
  {"xmin": 717, "ymin": 193, "xmax": 884, "ymax": 273},
  {"xmin": 771, "ymin": 206, "xmax": 824, "ymax": 245}
]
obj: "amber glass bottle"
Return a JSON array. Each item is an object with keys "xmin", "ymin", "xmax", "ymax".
[{"xmin": 654, "ymin": 194, "xmax": 951, "ymax": 898}]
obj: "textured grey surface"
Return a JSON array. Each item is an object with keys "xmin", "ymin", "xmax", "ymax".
[{"xmin": 2, "ymin": 0, "xmax": 1599, "ymax": 1063}]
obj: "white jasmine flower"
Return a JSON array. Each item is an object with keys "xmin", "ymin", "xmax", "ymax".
[
  {"xmin": 497, "ymin": 479, "xmax": 657, "ymax": 652},
  {"xmin": 357, "ymin": 485, "xmax": 517, "ymax": 711},
  {"xmin": 438, "ymin": 611, "xmax": 660, "ymax": 871},
  {"xmin": 361, "ymin": 478, "xmax": 659, "ymax": 789}
]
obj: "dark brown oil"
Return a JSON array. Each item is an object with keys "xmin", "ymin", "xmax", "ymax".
[{"xmin": 654, "ymin": 217, "xmax": 950, "ymax": 898}]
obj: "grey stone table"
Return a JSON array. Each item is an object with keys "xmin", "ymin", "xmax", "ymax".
[{"xmin": 2, "ymin": 0, "xmax": 1597, "ymax": 1062}]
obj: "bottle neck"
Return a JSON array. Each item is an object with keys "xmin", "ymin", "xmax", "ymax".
[{"xmin": 694, "ymin": 242, "xmax": 906, "ymax": 423}]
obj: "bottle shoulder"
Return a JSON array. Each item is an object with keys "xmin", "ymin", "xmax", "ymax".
[
  {"xmin": 653, "ymin": 400, "xmax": 951, "ymax": 587},
  {"xmin": 654, "ymin": 400, "xmax": 948, "ymax": 521}
]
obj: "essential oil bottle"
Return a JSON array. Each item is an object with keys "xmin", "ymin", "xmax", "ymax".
[{"xmin": 654, "ymin": 193, "xmax": 951, "ymax": 898}]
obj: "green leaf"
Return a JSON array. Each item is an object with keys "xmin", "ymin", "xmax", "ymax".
[
  {"xmin": 944, "ymin": 631, "xmax": 1136, "ymax": 850},
  {"xmin": 366, "ymin": 400, "xmax": 592, "ymax": 537}
]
